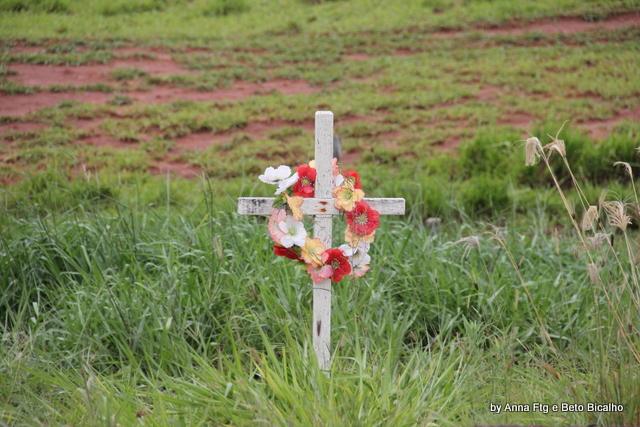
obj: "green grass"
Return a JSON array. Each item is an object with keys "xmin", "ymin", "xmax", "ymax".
[
  {"xmin": 2, "ymin": 0, "xmax": 640, "ymax": 425},
  {"xmin": 0, "ymin": 174, "xmax": 639, "ymax": 425}
]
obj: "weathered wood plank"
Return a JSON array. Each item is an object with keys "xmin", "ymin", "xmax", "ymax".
[
  {"xmin": 237, "ymin": 197, "xmax": 405, "ymax": 216},
  {"xmin": 313, "ymin": 111, "xmax": 334, "ymax": 372}
]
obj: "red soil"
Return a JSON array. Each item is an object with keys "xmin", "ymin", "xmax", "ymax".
[
  {"xmin": 128, "ymin": 79, "xmax": 318, "ymax": 104},
  {"xmin": 0, "ymin": 92, "xmax": 112, "ymax": 117},
  {"xmin": 344, "ymin": 53, "xmax": 371, "ymax": 61},
  {"xmin": 0, "ymin": 121, "xmax": 46, "ymax": 135},
  {"xmin": 497, "ymin": 111, "xmax": 537, "ymax": 130},
  {"xmin": 8, "ymin": 57, "xmax": 191, "ymax": 87},
  {"xmin": 578, "ymin": 106, "xmax": 640, "ymax": 140},
  {"xmin": 484, "ymin": 12, "xmax": 640, "ymax": 36},
  {"xmin": 0, "ymin": 78, "xmax": 319, "ymax": 118},
  {"xmin": 149, "ymin": 159, "xmax": 201, "ymax": 178}
]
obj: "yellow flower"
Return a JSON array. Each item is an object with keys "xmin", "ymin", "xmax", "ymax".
[
  {"xmin": 333, "ymin": 179, "xmax": 364, "ymax": 212},
  {"xmin": 286, "ymin": 194, "xmax": 304, "ymax": 220},
  {"xmin": 345, "ymin": 228, "xmax": 375, "ymax": 246},
  {"xmin": 301, "ymin": 237, "xmax": 325, "ymax": 267}
]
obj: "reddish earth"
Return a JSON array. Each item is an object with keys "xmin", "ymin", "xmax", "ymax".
[
  {"xmin": 8, "ymin": 57, "xmax": 192, "ymax": 87},
  {"xmin": 344, "ymin": 53, "xmax": 371, "ymax": 61},
  {"xmin": 0, "ymin": 92, "xmax": 113, "ymax": 117},
  {"xmin": 0, "ymin": 121, "xmax": 46, "ymax": 136},
  {"xmin": 128, "ymin": 79, "xmax": 318, "ymax": 104},
  {"xmin": 0, "ymin": 79, "xmax": 319, "ymax": 117},
  {"xmin": 2, "ymin": 13, "xmax": 638, "ymax": 181},
  {"xmin": 358, "ymin": 13, "xmax": 640, "ymax": 58},
  {"xmin": 497, "ymin": 111, "xmax": 537, "ymax": 130},
  {"xmin": 476, "ymin": 85, "xmax": 501, "ymax": 102},
  {"xmin": 79, "ymin": 134, "xmax": 133, "ymax": 149},
  {"xmin": 149, "ymin": 159, "xmax": 201, "ymax": 178},
  {"xmin": 484, "ymin": 12, "xmax": 640, "ymax": 36},
  {"xmin": 578, "ymin": 106, "xmax": 640, "ymax": 140}
]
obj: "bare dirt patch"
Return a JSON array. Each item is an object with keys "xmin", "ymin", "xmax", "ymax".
[
  {"xmin": 174, "ymin": 131, "xmax": 220, "ymax": 151},
  {"xmin": 128, "ymin": 79, "xmax": 318, "ymax": 104},
  {"xmin": 149, "ymin": 159, "xmax": 201, "ymax": 178},
  {"xmin": 0, "ymin": 121, "xmax": 46, "ymax": 136},
  {"xmin": 578, "ymin": 106, "xmax": 640, "ymax": 140},
  {"xmin": 434, "ymin": 135, "xmax": 463, "ymax": 151},
  {"xmin": 8, "ymin": 56, "xmax": 192, "ymax": 87},
  {"xmin": 0, "ymin": 92, "xmax": 112, "ymax": 117},
  {"xmin": 484, "ymin": 12, "xmax": 640, "ymax": 36},
  {"xmin": 1, "ymin": 78, "xmax": 319, "ymax": 118},
  {"xmin": 476, "ymin": 85, "xmax": 501, "ymax": 102},
  {"xmin": 173, "ymin": 118, "xmax": 314, "ymax": 153},
  {"xmin": 344, "ymin": 53, "xmax": 371, "ymax": 61},
  {"xmin": 78, "ymin": 134, "xmax": 133, "ymax": 149},
  {"xmin": 497, "ymin": 111, "xmax": 537, "ymax": 130},
  {"xmin": 386, "ymin": 12, "xmax": 640, "ymax": 56}
]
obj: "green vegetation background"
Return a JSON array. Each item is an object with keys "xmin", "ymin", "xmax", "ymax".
[{"xmin": 1, "ymin": 0, "xmax": 640, "ymax": 426}]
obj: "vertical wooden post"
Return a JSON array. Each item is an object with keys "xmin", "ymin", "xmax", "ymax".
[{"xmin": 313, "ymin": 111, "xmax": 333, "ymax": 372}]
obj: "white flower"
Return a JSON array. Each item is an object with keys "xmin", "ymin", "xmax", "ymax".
[
  {"xmin": 335, "ymin": 174, "xmax": 344, "ymax": 187},
  {"xmin": 278, "ymin": 217, "xmax": 307, "ymax": 248},
  {"xmin": 259, "ymin": 165, "xmax": 292, "ymax": 184},
  {"xmin": 351, "ymin": 243, "xmax": 371, "ymax": 267},
  {"xmin": 339, "ymin": 243, "xmax": 354, "ymax": 257},
  {"xmin": 275, "ymin": 172, "xmax": 298, "ymax": 195},
  {"xmin": 339, "ymin": 242, "xmax": 371, "ymax": 277},
  {"xmin": 259, "ymin": 165, "xmax": 299, "ymax": 195}
]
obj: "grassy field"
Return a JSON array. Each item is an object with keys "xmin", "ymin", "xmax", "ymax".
[{"xmin": 1, "ymin": 0, "xmax": 640, "ymax": 426}]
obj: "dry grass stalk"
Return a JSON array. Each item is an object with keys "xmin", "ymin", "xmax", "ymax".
[
  {"xmin": 587, "ymin": 262, "xmax": 600, "ymax": 285},
  {"xmin": 586, "ymin": 232, "xmax": 610, "ymax": 251},
  {"xmin": 525, "ymin": 137, "xmax": 542, "ymax": 166},
  {"xmin": 544, "ymin": 138, "xmax": 566, "ymax": 158},
  {"xmin": 602, "ymin": 201, "xmax": 631, "ymax": 231},
  {"xmin": 581, "ymin": 205, "xmax": 598, "ymax": 231}
]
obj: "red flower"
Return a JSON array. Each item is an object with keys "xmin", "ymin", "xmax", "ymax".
[
  {"xmin": 345, "ymin": 201, "xmax": 380, "ymax": 236},
  {"xmin": 322, "ymin": 248, "xmax": 352, "ymax": 283},
  {"xmin": 343, "ymin": 170, "xmax": 362, "ymax": 189},
  {"xmin": 293, "ymin": 164, "xmax": 316, "ymax": 198},
  {"xmin": 273, "ymin": 245, "xmax": 304, "ymax": 262}
]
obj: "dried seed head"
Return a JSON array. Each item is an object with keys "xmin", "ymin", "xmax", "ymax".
[
  {"xmin": 454, "ymin": 235, "xmax": 480, "ymax": 257},
  {"xmin": 586, "ymin": 232, "xmax": 611, "ymax": 250},
  {"xmin": 602, "ymin": 201, "xmax": 631, "ymax": 231},
  {"xmin": 525, "ymin": 137, "xmax": 543, "ymax": 166},
  {"xmin": 544, "ymin": 139, "xmax": 566, "ymax": 158},
  {"xmin": 614, "ymin": 161, "xmax": 633, "ymax": 180},
  {"xmin": 587, "ymin": 263, "xmax": 600, "ymax": 285},
  {"xmin": 581, "ymin": 205, "xmax": 599, "ymax": 231}
]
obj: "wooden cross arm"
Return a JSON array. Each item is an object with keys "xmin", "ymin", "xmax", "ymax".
[{"xmin": 237, "ymin": 197, "xmax": 405, "ymax": 216}]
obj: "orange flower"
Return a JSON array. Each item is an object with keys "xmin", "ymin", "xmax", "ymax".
[
  {"xmin": 286, "ymin": 194, "xmax": 304, "ymax": 220},
  {"xmin": 333, "ymin": 178, "xmax": 364, "ymax": 212},
  {"xmin": 345, "ymin": 228, "xmax": 375, "ymax": 246},
  {"xmin": 301, "ymin": 237, "xmax": 325, "ymax": 267}
]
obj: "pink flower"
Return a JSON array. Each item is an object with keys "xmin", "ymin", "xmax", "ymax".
[
  {"xmin": 268, "ymin": 209, "xmax": 286, "ymax": 245},
  {"xmin": 307, "ymin": 264, "xmax": 333, "ymax": 284}
]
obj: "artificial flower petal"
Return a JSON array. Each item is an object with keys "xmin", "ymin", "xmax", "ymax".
[
  {"xmin": 322, "ymin": 248, "xmax": 352, "ymax": 282},
  {"xmin": 345, "ymin": 201, "xmax": 380, "ymax": 235},
  {"xmin": 286, "ymin": 194, "xmax": 304, "ymax": 220},
  {"xmin": 345, "ymin": 228, "xmax": 376, "ymax": 246},
  {"xmin": 267, "ymin": 209, "xmax": 287, "ymax": 245},
  {"xmin": 278, "ymin": 217, "xmax": 307, "ymax": 248},
  {"xmin": 293, "ymin": 164, "xmax": 316, "ymax": 198},
  {"xmin": 301, "ymin": 237, "xmax": 325, "ymax": 267},
  {"xmin": 259, "ymin": 165, "xmax": 292, "ymax": 184},
  {"xmin": 307, "ymin": 264, "xmax": 334, "ymax": 284},
  {"xmin": 275, "ymin": 172, "xmax": 298, "ymax": 195},
  {"xmin": 333, "ymin": 179, "xmax": 365, "ymax": 212}
]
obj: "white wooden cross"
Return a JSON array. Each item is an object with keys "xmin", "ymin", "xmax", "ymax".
[{"xmin": 237, "ymin": 111, "xmax": 405, "ymax": 371}]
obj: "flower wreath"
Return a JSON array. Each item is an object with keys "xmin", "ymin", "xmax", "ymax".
[{"xmin": 259, "ymin": 158, "xmax": 380, "ymax": 283}]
